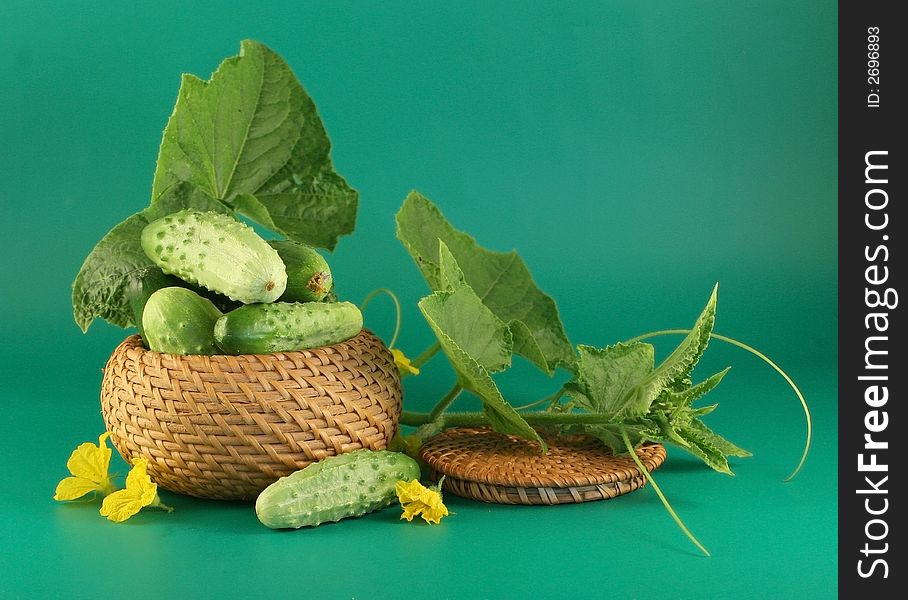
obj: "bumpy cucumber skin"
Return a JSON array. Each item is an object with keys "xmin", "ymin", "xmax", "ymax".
[
  {"xmin": 141, "ymin": 209, "xmax": 287, "ymax": 304},
  {"xmin": 141, "ymin": 287, "xmax": 223, "ymax": 355},
  {"xmin": 269, "ymin": 240, "xmax": 333, "ymax": 303},
  {"xmin": 255, "ymin": 450, "xmax": 421, "ymax": 529},
  {"xmin": 214, "ymin": 301, "xmax": 363, "ymax": 354}
]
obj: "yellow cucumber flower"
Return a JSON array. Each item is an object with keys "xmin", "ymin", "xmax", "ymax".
[
  {"xmin": 54, "ymin": 433, "xmax": 117, "ymax": 501},
  {"xmin": 100, "ymin": 457, "xmax": 173, "ymax": 523},
  {"xmin": 391, "ymin": 349, "xmax": 420, "ymax": 376},
  {"xmin": 396, "ymin": 478, "xmax": 449, "ymax": 525}
]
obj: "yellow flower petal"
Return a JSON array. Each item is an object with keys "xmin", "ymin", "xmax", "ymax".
[
  {"xmin": 99, "ymin": 458, "xmax": 162, "ymax": 522},
  {"xmin": 99, "ymin": 489, "xmax": 144, "ymax": 523},
  {"xmin": 391, "ymin": 349, "xmax": 420, "ymax": 376},
  {"xmin": 395, "ymin": 479, "xmax": 428, "ymax": 504},
  {"xmin": 124, "ymin": 458, "xmax": 158, "ymax": 506},
  {"xmin": 400, "ymin": 501, "xmax": 425, "ymax": 522},
  {"xmin": 55, "ymin": 433, "xmax": 116, "ymax": 501},
  {"xmin": 412, "ymin": 486, "xmax": 449, "ymax": 524},
  {"xmin": 65, "ymin": 432, "xmax": 112, "ymax": 483},
  {"xmin": 54, "ymin": 477, "xmax": 105, "ymax": 501},
  {"xmin": 396, "ymin": 479, "xmax": 449, "ymax": 525}
]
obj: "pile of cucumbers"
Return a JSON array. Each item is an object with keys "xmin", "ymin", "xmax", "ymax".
[{"xmin": 129, "ymin": 209, "xmax": 363, "ymax": 355}]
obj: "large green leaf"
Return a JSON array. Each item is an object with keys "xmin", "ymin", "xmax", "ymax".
[
  {"xmin": 151, "ymin": 40, "xmax": 303, "ymax": 202},
  {"xmin": 417, "ymin": 246, "xmax": 543, "ymax": 449},
  {"xmin": 151, "ymin": 40, "xmax": 357, "ymax": 250},
  {"xmin": 145, "ymin": 181, "xmax": 231, "ymax": 220},
  {"xmin": 396, "ymin": 191, "xmax": 573, "ymax": 374},
  {"xmin": 419, "ymin": 289, "xmax": 512, "ymax": 374},
  {"xmin": 563, "ymin": 343, "xmax": 654, "ymax": 418},
  {"xmin": 419, "ymin": 299, "xmax": 543, "ymax": 449},
  {"xmin": 428, "ymin": 241, "xmax": 512, "ymax": 372},
  {"xmin": 558, "ymin": 285, "xmax": 744, "ymax": 472},
  {"xmin": 72, "ymin": 214, "xmax": 155, "ymax": 332},
  {"xmin": 72, "ymin": 183, "xmax": 234, "ymax": 332},
  {"xmin": 251, "ymin": 171, "xmax": 357, "ymax": 251}
]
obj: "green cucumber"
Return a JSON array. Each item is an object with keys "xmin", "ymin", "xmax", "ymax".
[
  {"xmin": 141, "ymin": 287, "xmax": 223, "ymax": 355},
  {"xmin": 255, "ymin": 450, "xmax": 421, "ymax": 529},
  {"xmin": 214, "ymin": 301, "xmax": 363, "ymax": 354},
  {"xmin": 141, "ymin": 209, "xmax": 287, "ymax": 304},
  {"xmin": 127, "ymin": 268, "xmax": 240, "ymax": 342},
  {"xmin": 269, "ymin": 240, "xmax": 333, "ymax": 303},
  {"xmin": 127, "ymin": 268, "xmax": 184, "ymax": 338}
]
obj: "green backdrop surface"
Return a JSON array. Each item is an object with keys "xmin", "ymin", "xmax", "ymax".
[{"xmin": 0, "ymin": 2, "xmax": 836, "ymax": 598}]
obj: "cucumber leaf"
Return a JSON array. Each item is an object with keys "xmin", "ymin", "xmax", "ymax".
[
  {"xmin": 72, "ymin": 214, "xmax": 156, "ymax": 332},
  {"xmin": 674, "ymin": 423, "xmax": 734, "ymax": 475},
  {"xmin": 419, "ymin": 308, "xmax": 544, "ymax": 450},
  {"xmin": 151, "ymin": 40, "xmax": 303, "ymax": 202},
  {"xmin": 429, "ymin": 242, "xmax": 512, "ymax": 372},
  {"xmin": 418, "ymin": 243, "xmax": 543, "ymax": 449},
  {"xmin": 560, "ymin": 286, "xmax": 747, "ymax": 473},
  {"xmin": 632, "ymin": 284, "xmax": 718, "ymax": 410},
  {"xmin": 72, "ymin": 184, "xmax": 234, "ymax": 332},
  {"xmin": 563, "ymin": 342, "xmax": 654, "ymax": 418},
  {"xmin": 420, "ymin": 289, "xmax": 513, "ymax": 374},
  {"xmin": 250, "ymin": 172, "xmax": 357, "ymax": 251},
  {"xmin": 396, "ymin": 191, "xmax": 573, "ymax": 374},
  {"xmin": 685, "ymin": 418, "xmax": 752, "ymax": 458},
  {"xmin": 662, "ymin": 366, "xmax": 730, "ymax": 409},
  {"xmin": 145, "ymin": 181, "xmax": 231, "ymax": 220},
  {"xmin": 151, "ymin": 39, "xmax": 357, "ymax": 250}
]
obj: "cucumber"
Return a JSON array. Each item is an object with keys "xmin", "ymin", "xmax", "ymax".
[
  {"xmin": 269, "ymin": 240, "xmax": 333, "ymax": 303},
  {"xmin": 255, "ymin": 450, "xmax": 421, "ymax": 529},
  {"xmin": 141, "ymin": 287, "xmax": 223, "ymax": 355},
  {"xmin": 141, "ymin": 209, "xmax": 287, "ymax": 304},
  {"xmin": 127, "ymin": 268, "xmax": 240, "ymax": 343},
  {"xmin": 214, "ymin": 301, "xmax": 363, "ymax": 354},
  {"xmin": 127, "ymin": 268, "xmax": 184, "ymax": 338}
]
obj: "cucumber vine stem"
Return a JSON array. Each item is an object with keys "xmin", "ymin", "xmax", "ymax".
[
  {"xmin": 512, "ymin": 388, "xmax": 565, "ymax": 411},
  {"xmin": 411, "ymin": 342, "xmax": 441, "ymax": 369},
  {"xmin": 400, "ymin": 410, "xmax": 625, "ymax": 429},
  {"xmin": 360, "ymin": 288, "xmax": 402, "ymax": 348},
  {"xmin": 428, "ymin": 384, "xmax": 463, "ymax": 422},
  {"xmin": 626, "ymin": 329, "xmax": 811, "ymax": 482},
  {"xmin": 620, "ymin": 426, "xmax": 710, "ymax": 557}
]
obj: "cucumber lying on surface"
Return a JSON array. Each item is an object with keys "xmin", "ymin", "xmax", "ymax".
[
  {"xmin": 141, "ymin": 287, "xmax": 223, "ymax": 355},
  {"xmin": 214, "ymin": 301, "xmax": 363, "ymax": 354},
  {"xmin": 255, "ymin": 450, "xmax": 421, "ymax": 529},
  {"xmin": 269, "ymin": 240, "xmax": 333, "ymax": 303},
  {"xmin": 141, "ymin": 209, "xmax": 287, "ymax": 304}
]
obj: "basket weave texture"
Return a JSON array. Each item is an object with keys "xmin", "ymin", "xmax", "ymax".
[
  {"xmin": 420, "ymin": 427, "xmax": 666, "ymax": 505},
  {"xmin": 100, "ymin": 329, "xmax": 401, "ymax": 500}
]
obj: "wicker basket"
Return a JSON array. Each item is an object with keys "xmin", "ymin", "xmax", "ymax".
[
  {"xmin": 420, "ymin": 427, "xmax": 666, "ymax": 505},
  {"xmin": 100, "ymin": 329, "xmax": 402, "ymax": 500}
]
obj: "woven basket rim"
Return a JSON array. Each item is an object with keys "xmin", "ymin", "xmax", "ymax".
[
  {"xmin": 420, "ymin": 427, "xmax": 666, "ymax": 489},
  {"xmin": 118, "ymin": 327, "xmax": 376, "ymax": 361}
]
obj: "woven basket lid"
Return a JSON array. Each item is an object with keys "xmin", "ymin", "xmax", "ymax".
[{"xmin": 419, "ymin": 427, "xmax": 666, "ymax": 505}]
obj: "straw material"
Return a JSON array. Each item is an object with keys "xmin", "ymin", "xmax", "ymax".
[
  {"xmin": 420, "ymin": 427, "xmax": 666, "ymax": 505},
  {"xmin": 100, "ymin": 330, "xmax": 401, "ymax": 500}
]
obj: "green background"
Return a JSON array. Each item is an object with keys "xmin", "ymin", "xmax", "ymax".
[{"xmin": 0, "ymin": 1, "xmax": 837, "ymax": 598}]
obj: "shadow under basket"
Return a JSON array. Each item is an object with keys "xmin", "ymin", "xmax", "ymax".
[
  {"xmin": 420, "ymin": 427, "xmax": 666, "ymax": 505},
  {"xmin": 100, "ymin": 329, "xmax": 402, "ymax": 501}
]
